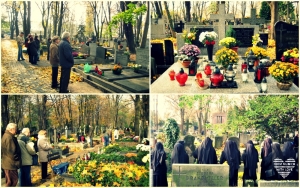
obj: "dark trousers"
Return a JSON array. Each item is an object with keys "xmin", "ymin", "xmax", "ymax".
[
  {"xmin": 19, "ymin": 165, "xmax": 32, "ymax": 186},
  {"xmin": 229, "ymin": 169, "xmax": 238, "ymax": 187},
  {"xmin": 59, "ymin": 67, "xmax": 71, "ymax": 93},
  {"xmin": 52, "ymin": 67, "xmax": 59, "ymax": 87},
  {"xmin": 4, "ymin": 169, "xmax": 18, "ymax": 186},
  {"xmin": 29, "ymin": 54, "xmax": 32, "ymax": 63},
  {"xmin": 32, "ymin": 54, "xmax": 38, "ymax": 64},
  {"xmin": 41, "ymin": 162, "xmax": 48, "ymax": 179}
]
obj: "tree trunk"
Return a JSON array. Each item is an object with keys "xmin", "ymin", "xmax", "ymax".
[
  {"xmin": 42, "ymin": 95, "xmax": 48, "ymax": 130},
  {"xmin": 269, "ymin": 2, "xmax": 279, "ymax": 39},
  {"xmin": 180, "ymin": 108, "xmax": 184, "ymax": 133},
  {"xmin": 132, "ymin": 95, "xmax": 140, "ymax": 136},
  {"xmin": 154, "ymin": 2, "xmax": 162, "ymax": 18},
  {"xmin": 140, "ymin": 1, "xmax": 149, "ymax": 48},
  {"xmin": 185, "ymin": 2, "xmax": 191, "ymax": 22},
  {"xmin": 1, "ymin": 95, "xmax": 9, "ymax": 128},
  {"xmin": 15, "ymin": 5, "xmax": 19, "ymax": 37},
  {"xmin": 27, "ymin": 1, "xmax": 31, "ymax": 36},
  {"xmin": 163, "ymin": 2, "xmax": 175, "ymax": 38},
  {"xmin": 57, "ymin": 1, "xmax": 64, "ymax": 37}
]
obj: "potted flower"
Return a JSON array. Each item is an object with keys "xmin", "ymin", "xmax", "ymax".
[
  {"xmin": 215, "ymin": 47, "xmax": 239, "ymax": 69},
  {"xmin": 178, "ymin": 44, "xmax": 201, "ymax": 68},
  {"xmin": 199, "ymin": 31, "xmax": 218, "ymax": 61},
  {"xmin": 219, "ymin": 37, "xmax": 238, "ymax": 53},
  {"xmin": 245, "ymin": 46, "xmax": 268, "ymax": 66},
  {"xmin": 112, "ymin": 63, "xmax": 122, "ymax": 75},
  {"xmin": 252, "ymin": 34, "xmax": 263, "ymax": 47},
  {"xmin": 182, "ymin": 30, "xmax": 196, "ymax": 44},
  {"xmin": 281, "ymin": 48, "xmax": 299, "ymax": 64},
  {"xmin": 132, "ymin": 64, "xmax": 142, "ymax": 73},
  {"xmin": 268, "ymin": 62, "xmax": 299, "ymax": 90}
]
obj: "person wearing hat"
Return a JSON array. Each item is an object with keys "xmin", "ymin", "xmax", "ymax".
[
  {"xmin": 50, "ymin": 36, "xmax": 60, "ymax": 89},
  {"xmin": 16, "ymin": 32, "xmax": 25, "ymax": 61}
]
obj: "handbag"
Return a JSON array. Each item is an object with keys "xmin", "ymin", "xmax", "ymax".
[
  {"xmin": 265, "ymin": 168, "xmax": 275, "ymax": 178},
  {"xmin": 32, "ymin": 154, "xmax": 39, "ymax": 166}
]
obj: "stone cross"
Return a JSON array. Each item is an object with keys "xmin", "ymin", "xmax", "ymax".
[
  {"xmin": 209, "ymin": 3, "xmax": 234, "ymax": 40},
  {"xmin": 278, "ymin": 23, "xmax": 286, "ymax": 48},
  {"xmin": 242, "ymin": 9, "xmax": 266, "ymax": 25}
]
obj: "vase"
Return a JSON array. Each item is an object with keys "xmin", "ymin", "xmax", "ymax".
[
  {"xmin": 176, "ymin": 68, "xmax": 188, "ymax": 86},
  {"xmin": 230, "ymin": 47, "xmax": 238, "ymax": 54},
  {"xmin": 112, "ymin": 69, "xmax": 122, "ymax": 75},
  {"xmin": 210, "ymin": 66, "xmax": 224, "ymax": 87},
  {"xmin": 276, "ymin": 81, "xmax": 292, "ymax": 90},
  {"xmin": 206, "ymin": 45, "xmax": 214, "ymax": 61},
  {"xmin": 169, "ymin": 70, "xmax": 175, "ymax": 80},
  {"xmin": 181, "ymin": 60, "xmax": 191, "ymax": 68}
]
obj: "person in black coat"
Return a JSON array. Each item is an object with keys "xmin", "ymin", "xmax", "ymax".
[
  {"xmin": 171, "ymin": 141, "xmax": 189, "ymax": 164},
  {"xmin": 260, "ymin": 138, "xmax": 272, "ymax": 180},
  {"xmin": 283, "ymin": 141, "xmax": 298, "ymax": 180},
  {"xmin": 220, "ymin": 140, "xmax": 241, "ymax": 187},
  {"xmin": 28, "ymin": 37, "xmax": 38, "ymax": 65},
  {"xmin": 242, "ymin": 140, "xmax": 259, "ymax": 186},
  {"xmin": 193, "ymin": 137, "xmax": 217, "ymax": 164},
  {"xmin": 261, "ymin": 142, "xmax": 283, "ymax": 180},
  {"xmin": 47, "ymin": 37, "xmax": 51, "ymax": 61},
  {"xmin": 34, "ymin": 36, "xmax": 40, "ymax": 61},
  {"xmin": 151, "ymin": 142, "xmax": 168, "ymax": 187}
]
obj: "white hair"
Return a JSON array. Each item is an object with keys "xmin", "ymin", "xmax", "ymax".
[
  {"xmin": 62, "ymin": 31, "xmax": 70, "ymax": 40},
  {"xmin": 22, "ymin": 128, "xmax": 30, "ymax": 135},
  {"xmin": 6, "ymin": 123, "xmax": 17, "ymax": 131}
]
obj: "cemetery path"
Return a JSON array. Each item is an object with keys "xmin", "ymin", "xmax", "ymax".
[{"xmin": 1, "ymin": 39, "xmax": 103, "ymax": 93}]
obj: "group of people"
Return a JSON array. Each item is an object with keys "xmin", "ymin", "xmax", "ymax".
[
  {"xmin": 151, "ymin": 136, "xmax": 299, "ymax": 187},
  {"xmin": 1, "ymin": 123, "xmax": 53, "ymax": 186},
  {"xmin": 16, "ymin": 31, "xmax": 74, "ymax": 93}
]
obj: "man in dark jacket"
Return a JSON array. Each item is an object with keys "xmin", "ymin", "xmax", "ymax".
[
  {"xmin": 59, "ymin": 31, "xmax": 74, "ymax": 93},
  {"xmin": 1, "ymin": 123, "xmax": 22, "ymax": 186}
]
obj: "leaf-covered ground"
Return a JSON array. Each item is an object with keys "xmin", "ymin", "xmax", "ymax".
[{"xmin": 1, "ymin": 39, "xmax": 101, "ymax": 93}]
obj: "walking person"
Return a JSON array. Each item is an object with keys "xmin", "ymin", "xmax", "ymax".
[
  {"xmin": 37, "ymin": 130, "xmax": 52, "ymax": 180},
  {"xmin": 1, "ymin": 123, "xmax": 22, "ymax": 187},
  {"xmin": 59, "ymin": 31, "xmax": 74, "ymax": 93},
  {"xmin": 16, "ymin": 32, "xmax": 25, "ymax": 61},
  {"xmin": 242, "ymin": 140, "xmax": 259, "ymax": 186},
  {"xmin": 151, "ymin": 142, "xmax": 168, "ymax": 187},
  {"xmin": 50, "ymin": 36, "xmax": 60, "ymax": 89},
  {"xmin": 17, "ymin": 128, "xmax": 36, "ymax": 186},
  {"xmin": 34, "ymin": 36, "xmax": 41, "ymax": 61},
  {"xmin": 193, "ymin": 137, "xmax": 218, "ymax": 164},
  {"xmin": 220, "ymin": 140, "xmax": 241, "ymax": 187}
]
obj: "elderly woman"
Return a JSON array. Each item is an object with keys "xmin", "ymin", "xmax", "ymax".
[
  {"xmin": 50, "ymin": 36, "xmax": 60, "ymax": 89},
  {"xmin": 37, "ymin": 130, "xmax": 52, "ymax": 180},
  {"xmin": 17, "ymin": 128, "xmax": 36, "ymax": 186}
]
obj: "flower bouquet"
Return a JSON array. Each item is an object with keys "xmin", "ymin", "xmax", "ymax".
[
  {"xmin": 268, "ymin": 62, "xmax": 298, "ymax": 83},
  {"xmin": 112, "ymin": 63, "xmax": 122, "ymax": 75},
  {"xmin": 128, "ymin": 63, "xmax": 142, "ymax": 73},
  {"xmin": 199, "ymin": 31, "xmax": 218, "ymax": 46},
  {"xmin": 215, "ymin": 47, "xmax": 239, "ymax": 69},
  {"xmin": 252, "ymin": 34, "xmax": 263, "ymax": 46},
  {"xmin": 182, "ymin": 30, "xmax": 196, "ymax": 44},
  {"xmin": 281, "ymin": 48, "xmax": 299, "ymax": 64},
  {"xmin": 178, "ymin": 44, "xmax": 201, "ymax": 59},
  {"xmin": 245, "ymin": 46, "xmax": 268, "ymax": 60},
  {"xmin": 219, "ymin": 37, "xmax": 237, "ymax": 48}
]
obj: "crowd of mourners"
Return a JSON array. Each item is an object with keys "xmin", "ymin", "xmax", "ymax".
[
  {"xmin": 151, "ymin": 135, "xmax": 299, "ymax": 187},
  {"xmin": 1, "ymin": 123, "xmax": 54, "ymax": 186}
]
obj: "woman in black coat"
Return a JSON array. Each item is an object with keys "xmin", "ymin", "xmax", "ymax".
[
  {"xmin": 28, "ymin": 37, "xmax": 38, "ymax": 65},
  {"xmin": 193, "ymin": 137, "xmax": 217, "ymax": 164},
  {"xmin": 261, "ymin": 142, "xmax": 283, "ymax": 180},
  {"xmin": 260, "ymin": 138, "xmax": 272, "ymax": 180},
  {"xmin": 283, "ymin": 141, "xmax": 298, "ymax": 180},
  {"xmin": 242, "ymin": 140, "xmax": 259, "ymax": 186},
  {"xmin": 220, "ymin": 140, "xmax": 241, "ymax": 187},
  {"xmin": 171, "ymin": 141, "xmax": 189, "ymax": 164},
  {"xmin": 34, "ymin": 36, "xmax": 40, "ymax": 61},
  {"xmin": 151, "ymin": 142, "xmax": 168, "ymax": 187}
]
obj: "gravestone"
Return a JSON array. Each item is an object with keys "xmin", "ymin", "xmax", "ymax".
[
  {"xmin": 164, "ymin": 40, "xmax": 174, "ymax": 65},
  {"xmin": 174, "ymin": 21, "xmax": 185, "ymax": 33},
  {"xmin": 275, "ymin": 21, "xmax": 299, "ymax": 60},
  {"xmin": 151, "ymin": 43, "xmax": 167, "ymax": 74},
  {"xmin": 214, "ymin": 136, "xmax": 223, "ymax": 149},
  {"xmin": 183, "ymin": 135, "xmax": 196, "ymax": 152},
  {"xmin": 96, "ymin": 46, "xmax": 107, "ymax": 62},
  {"xmin": 228, "ymin": 137, "xmax": 240, "ymax": 149},
  {"xmin": 239, "ymin": 133, "xmax": 251, "ymax": 145},
  {"xmin": 172, "ymin": 164, "xmax": 229, "ymax": 187},
  {"xmin": 232, "ymin": 28, "xmax": 254, "ymax": 47},
  {"xmin": 80, "ymin": 44, "xmax": 90, "ymax": 54},
  {"xmin": 242, "ymin": 9, "xmax": 266, "ymax": 25},
  {"xmin": 259, "ymin": 33, "xmax": 269, "ymax": 46},
  {"xmin": 209, "ymin": 3, "xmax": 234, "ymax": 40},
  {"xmin": 151, "ymin": 19, "xmax": 167, "ymax": 39}
]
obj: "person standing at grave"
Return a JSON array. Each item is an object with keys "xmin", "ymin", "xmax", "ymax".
[
  {"xmin": 193, "ymin": 137, "xmax": 217, "ymax": 164},
  {"xmin": 59, "ymin": 31, "xmax": 74, "ymax": 93},
  {"xmin": 171, "ymin": 141, "xmax": 189, "ymax": 164},
  {"xmin": 283, "ymin": 141, "xmax": 297, "ymax": 180},
  {"xmin": 28, "ymin": 37, "xmax": 38, "ymax": 65},
  {"xmin": 86, "ymin": 38, "xmax": 92, "ymax": 46},
  {"xmin": 261, "ymin": 142, "xmax": 283, "ymax": 180},
  {"xmin": 37, "ymin": 130, "xmax": 52, "ymax": 180},
  {"xmin": 151, "ymin": 142, "xmax": 168, "ymax": 187},
  {"xmin": 220, "ymin": 140, "xmax": 241, "ymax": 187},
  {"xmin": 242, "ymin": 140, "xmax": 259, "ymax": 186},
  {"xmin": 16, "ymin": 32, "xmax": 25, "ymax": 61},
  {"xmin": 1, "ymin": 123, "xmax": 22, "ymax": 187},
  {"xmin": 47, "ymin": 37, "xmax": 51, "ymax": 60},
  {"xmin": 103, "ymin": 130, "xmax": 109, "ymax": 147},
  {"xmin": 50, "ymin": 36, "xmax": 60, "ymax": 89},
  {"xmin": 260, "ymin": 138, "xmax": 272, "ymax": 180},
  {"xmin": 34, "ymin": 35, "xmax": 41, "ymax": 61},
  {"xmin": 17, "ymin": 128, "xmax": 36, "ymax": 186}
]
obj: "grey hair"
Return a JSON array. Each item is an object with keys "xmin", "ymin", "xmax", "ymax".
[
  {"xmin": 6, "ymin": 123, "xmax": 17, "ymax": 131},
  {"xmin": 62, "ymin": 32, "xmax": 70, "ymax": 40},
  {"xmin": 22, "ymin": 128, "xmax": 30, "ymax": 134}
]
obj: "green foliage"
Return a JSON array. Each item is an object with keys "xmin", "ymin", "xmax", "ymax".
[
  {"xmin": 163, "ymin": 118, "xmax": 180, "ymax": 150},
  {"xmin": 225, "ymin": 26, "xmax": 236, "ymax": 38},
  {"xmin": 259, "ymin": 2, "xmax": 271, "ymax": 20},
  {"xmin": 103, "ymin": 143, "xmax": 136, "ymax": 154},
  {"xmin": 278, "ymin": 1, "xmax": 294, "ymax": 20}
]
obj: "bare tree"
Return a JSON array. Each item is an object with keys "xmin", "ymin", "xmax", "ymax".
[
  {"xmin": 185, "ymin": 2, "xmax": 191, "ymax": 22},
  {"xmin": 22, "ymin": 1, "xmax": 31, "ymax": 37},
  {"xmin": 36, "ymin": 1, "xmax": 51, "ymax": 39},
  {"xmin": 140, "ymin": 1, "xmax": 149, "ymax": 48},
  {"xmin": 1, "ymin": 95, "xmax": 9, "ymax": 128},
  {"xmin": 268, "ymin": 2, "xmax": 279, "ymax": 39}
]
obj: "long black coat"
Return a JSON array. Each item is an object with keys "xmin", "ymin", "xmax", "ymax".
[
  {"xmin": 193, "ymin": 137, "xmax": 217, "ymax": 164},
  {"xmin": 28, "ymin": 41, "xmax": 38, "ymax": 56},
  {"xmin": 242, "ymin": 141, "xmax": 259, "ymax": 180},
  {"xmin": 151, "ymin": 142, "xmax": 168, "ymax": 187}
]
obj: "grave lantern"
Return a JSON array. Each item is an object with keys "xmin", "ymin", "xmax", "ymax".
[
  {"xmin": 224, "ymin": 63, "xmax": 236, "ymax": 83},
  {"xmin": 241, "ymin": 68, "xmax": 248, "ymax": 83},
  {"xmin": 247, "ymin": 50, "xmax": 256, "ymax": 69},
  {"xmin": 261, "ymin": 77, "xmax": 268, "ymax": 93},
  {"xmin": 188, "ymin": 59, "xmax": 197, "ymax": 76},
  {"xmin": 254, "ymin": 62, "xmax": 265, "ymax": 83}
]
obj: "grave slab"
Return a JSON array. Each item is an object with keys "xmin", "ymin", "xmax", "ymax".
[
  {"xmin": 258, "ymin": 180, "xmax": 299, "ymax": 187},
  {"xmin": 100, "ymin": 69, "xmax": 149, "ymax": 82},
  {"xmin": 172, "ymin": 164, "xmax": 229, "ymax": 187},
  {"xmin": 114, "ymin": 77, "xmax": 149, "ymax": 93}
]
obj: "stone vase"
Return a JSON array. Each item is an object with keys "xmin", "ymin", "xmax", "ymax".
[
  {"xmin": 276, "ymin": 81, "xmax": 292, "ymax": 90},
  {"xmin": 206, "ymin": 45, "xmax": 214, "ymax": 61}
]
